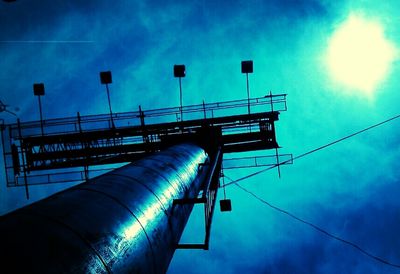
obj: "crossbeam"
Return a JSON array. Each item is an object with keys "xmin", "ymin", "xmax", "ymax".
[{"xmin": 1, "ymin": 95, "xmax": 287, "ymax": 188}]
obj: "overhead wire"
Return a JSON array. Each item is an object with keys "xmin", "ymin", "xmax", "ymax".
[
  {"xmin": 232, "ymin": 180, "xmax": 400, "ymax": 269},
  {"xmin": 222, "ymin": 113, "xmax": 400, "ymax": 188},
  {"xmin": 220, "ymin": 113, "xmax": 400, "ymax": 268}
]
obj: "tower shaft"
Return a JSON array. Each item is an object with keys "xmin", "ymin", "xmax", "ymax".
[{"xmin": 0, "ymin": 143, "xmax": 209, "ymax": 273}]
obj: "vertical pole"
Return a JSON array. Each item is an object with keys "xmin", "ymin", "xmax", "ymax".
[
  {"xmin": 77, "ymin": 112, "xmax": 82, "ymax": 133},
  {"xmin": 84, "ymin": 165, "xmax": 89, "ymax": 182},
  {"xmin": 223, "ymin": 175, "xmax": 227, "ymax": 200},
  {"xmin": 78, "ymin": 112, "xmax": 89, "ymax": 181},
  {"xmin": 246, "ymin": 73, "xmax": 250, "ymax": 115},
  {"xmin": 139, "ymin": 105, "xmax": 149, "ymax": 151},
  {"xmin": 106, "ymin": 83, "xmax": 114, "ymax": 128},
  {"xmin": 202, "ymin": 100, "xmax": 206, "ymax": 119},
  {"xmin": 179, "ymin": 77, "xmax": 183, "ymax": 121},
  {"xmin": 38, "ymin": 95, "xmax": 44, "ymax": 135},
  {"xmin": 270, "ymin": 91, "xmax": 281, "ymax": 178},
  {"xmin": 275, "ymin": 149, "xmax": 281, "ymax": 178},
  {"xmin": 17, "ymin": 119, "xmax": 29, "ymax": 199},
  {"xmin": 0, "ymin": 119, "xmax": 9, "ymax": 183},
  {"xmin": 270, "ymin": 91, "xmax": 273, "ymax": 111}
]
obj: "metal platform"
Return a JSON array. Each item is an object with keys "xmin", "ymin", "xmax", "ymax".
[{"xmin": 1, "ymin": 94, "xmax": 289, "ymax": 189}]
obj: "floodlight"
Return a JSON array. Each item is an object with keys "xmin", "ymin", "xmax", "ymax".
[
  {"xmin": 241, "ymin": 60, "xmax": 253, "ymax": 73},
  {"xmin": 174, "ymin": 65, "xmax": 185, "ymax": 78},
  {"xmin": 220, "ymin": 199, "xmax": 232, "ymax": 212},
  {"xmin": 33, "ymin": 83, "xmax": 45, "ymax": 96},
  {"xmin": 100, "ymin": 71, "xmax": 112, "ymax": 84}
]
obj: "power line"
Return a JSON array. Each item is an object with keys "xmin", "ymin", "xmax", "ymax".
[
  {"xmin": 222, "ymin": 113, "xmax": 400, "ymax": 187},
  {"xmin": 220, "ymin": 112, "xmax": 400, "ymax": 268},
  {"xmin": 233, "ymin": 181, "xmax": 400, "ymax": 269}
]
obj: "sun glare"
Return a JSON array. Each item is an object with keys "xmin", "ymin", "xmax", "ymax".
[{"xmin": 326, "ymin": 14, "xmax": 397, "ymax": 97}]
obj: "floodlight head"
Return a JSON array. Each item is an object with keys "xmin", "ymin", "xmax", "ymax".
[
  {"xmin": 174, "ymin": 65, "xmax": 185, "ymax": 78},
  {"xmin": 33, "ymin": 83, "xmax": 45, "ymax": 96},
  {"xmin": 241, "ymin": 60, "xmax": 253, "ymax": 73},
  {"xmin": 100, "ymin": 71, "xmax": 112, "ymax": 84},
  {"xmin": 220, "ymin": 199, "xmax": 232, "ymax": 212}
]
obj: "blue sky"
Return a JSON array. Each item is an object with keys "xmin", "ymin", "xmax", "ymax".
[{"xmin": 1, "ymin": 0, "xmax": 400, "ymax": 273}]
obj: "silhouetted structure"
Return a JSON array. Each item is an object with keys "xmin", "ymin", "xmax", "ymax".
[
  {"xmin": 0, "ymin": 93, "xmax": 291, "ymax": 273},
  {"xmin": 0, "ymin": 144, "xmax": 211, "ymax": 273}
]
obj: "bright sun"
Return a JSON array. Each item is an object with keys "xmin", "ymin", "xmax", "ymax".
[{"xmin": 326, "ymin": 14, "xmax": 397, "ymax": 96}]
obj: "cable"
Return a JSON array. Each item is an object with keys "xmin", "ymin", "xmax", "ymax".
[
  {"xmin": 222, "ymin": 113, "xmax": 400, "ymax": 187},
  {"xmin": 233, "ymin": 181, "xmax": 400, "ymax": 269},
  {"xmin": 219, "ymin": 113, "xmax": 400, "ymax": 267}
]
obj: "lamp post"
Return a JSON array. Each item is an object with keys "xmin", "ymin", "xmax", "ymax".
[
  {"xmin": 173, "ymin": 64, "xmax": 185, "ymax": 121},
  {"xmin": 99, "ymin": 71, "xmax": 114, "ymax": 128},
  {"xmin": 33, "ymin": 83, "xmax": 45, "ymax": 135},
  {"xmin": 241, "ymin": 60, "xmax": 253, "ymax": 114}
]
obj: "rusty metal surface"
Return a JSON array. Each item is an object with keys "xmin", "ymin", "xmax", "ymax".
[{"xmin": 0, "ymin": 143, "xmax": 208, "ymax": 273}]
